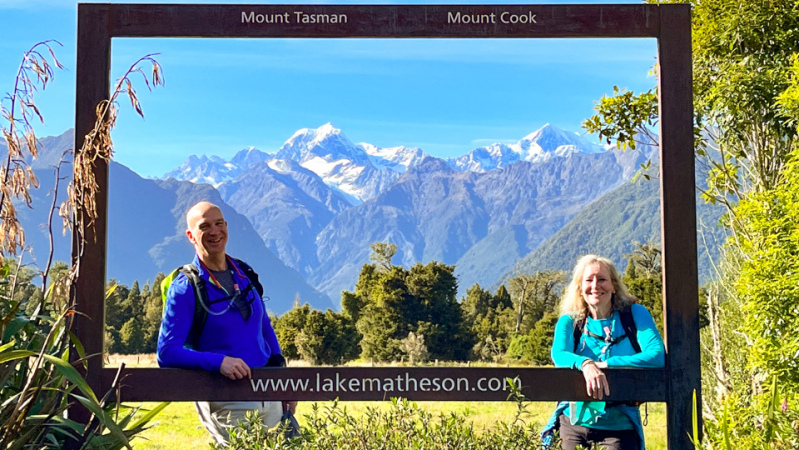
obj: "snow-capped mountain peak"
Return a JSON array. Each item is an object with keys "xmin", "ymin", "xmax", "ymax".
[
  {"xmin": 277, "ymin": 123, "xmax": 369, "ymax": 165},
  {"xmin": 520, "ymin": 122, "xmax": 567, "ymax": 143},
  {"xmin": 266, "ymin": 159, "xmax": 294, "ymax": 174},
  {"xmin": 315, "ymin": 122, "xmax": 339, "ymax": 140},
  {"xmin": 230, "ymin": 146, "xmax": 273, "ymax": 168},
  {"xmin": 517, "ymin": 123, "xmax": 605, "ymax": 161},
  {"xmin": 162, "ymin": 123, "xmax": 608, "ymax": 198},
  {"xmin": 447, "ymin": 124, "xmax": 608, "ymax": 172},
  {"xmin": 162, "ymin": 154, "xmax": 235, "ymax": 186},
  {"xmin": 446, "ymin": 143, "xmax": 521, "ymax": 173},
  {"xmin": 270, "ymin": 124, "xmax": 434, "ymax": 202},
  {"xmin": 286, "ymin": 123, "xmax": 340, "ymax": 148},
  {"xmin": 359, "ymin": 143, "xmax": 429, "ymax": 173}
]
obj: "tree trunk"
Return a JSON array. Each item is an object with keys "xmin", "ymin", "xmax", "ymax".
[
  {"xmin": 707, "ymin": 290, "xmax": 730, "ymax": 401},
  {"xmin": 515, "ymin": 285, "xmax": 526, "ymax": 334}
]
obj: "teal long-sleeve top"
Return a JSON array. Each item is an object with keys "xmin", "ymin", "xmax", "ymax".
[
  {"xmin": 551, "ymin": 303, "xmax": 665, "ymax": 371},
  {"xmin": 543, "ymin": 303, "xmax": 665, "ymax": 449}
]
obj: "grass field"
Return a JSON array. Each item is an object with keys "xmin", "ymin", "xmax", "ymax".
[{"xmin": 108, "ymin": 355, "xmax": 667, "ymax": 449}]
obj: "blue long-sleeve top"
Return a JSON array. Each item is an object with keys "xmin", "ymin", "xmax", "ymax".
[
  {"xmin": 157, "ymin": 255, "xmax": 282, "ymax": 372},
  {"xmin": 541, "ymin": 303, "xmax": 665, "ymax": 449}
]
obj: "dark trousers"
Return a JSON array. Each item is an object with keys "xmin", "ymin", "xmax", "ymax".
[{"xmin": 558, "ymin": 415, "xmax": 640, "ymax": 450}]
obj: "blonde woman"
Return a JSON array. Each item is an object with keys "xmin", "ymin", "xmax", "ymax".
[{"xmin": 541, "ymin": 255, "xmax": 665, "ymax": 450}]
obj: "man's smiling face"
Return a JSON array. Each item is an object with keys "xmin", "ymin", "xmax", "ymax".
[{"xmin": 186, "ymin": 202, "xmax": 228, "ymax": 261}]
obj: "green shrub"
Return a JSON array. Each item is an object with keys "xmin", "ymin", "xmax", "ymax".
[
  {"xmin": 218, "ymin": 384, "xmax": 553, "ymax": 449},
  {"xmin": 699, "ymin": 384, "xmax": 799, "ymax": 449},
  {"xmin": 220, "ymin": 399, "xmax": 550, "ymax": 450},
  {"xmin": 505, "ymin": 335, "xmax": 534, "ymax": 363},
  {"xmin": 504, "ymin": 311, "xmax": 557, "ymax": 366}
]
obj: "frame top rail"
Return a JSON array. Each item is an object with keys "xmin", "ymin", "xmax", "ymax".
[{"xmin": 83, "ymin": 3, "xmax": 663, "ymax": 38}]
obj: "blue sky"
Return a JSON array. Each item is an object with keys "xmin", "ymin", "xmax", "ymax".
[{"xmin": 1, "ymin": 0, "xmax": 657, "ymax": 177}]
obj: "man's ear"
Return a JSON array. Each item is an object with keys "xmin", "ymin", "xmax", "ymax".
[{"xmin": 186, "ymin": 229, "xmax": 195, "ymax": 243}]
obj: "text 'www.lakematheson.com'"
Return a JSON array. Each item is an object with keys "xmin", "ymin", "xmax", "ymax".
[{"xmin": 251, "ymin": 373, "xmax": 522, "ymax": 394}]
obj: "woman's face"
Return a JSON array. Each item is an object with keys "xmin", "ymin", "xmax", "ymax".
[{"xmin": 581, "ymin": 262, "xmax": 615, "ymax": 316}]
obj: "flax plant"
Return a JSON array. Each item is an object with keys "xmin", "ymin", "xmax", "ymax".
[{"xmin": 0, "ymin": 41, "xmax": 166, "ymax": 448}]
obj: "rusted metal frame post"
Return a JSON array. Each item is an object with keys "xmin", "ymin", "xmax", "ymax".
[
  {"xmin": 657, "ymin": 4, "xmax": 702, "ymax": 449},
  {"xmin": 71, "ymin": 2, "xmax": 111, "ymax": 428}
]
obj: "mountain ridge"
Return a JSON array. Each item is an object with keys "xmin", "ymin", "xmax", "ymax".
[
  {"xmin": 161, "ymin": 123, "xmax": 609, "ymax": 202},
  {"xmin": 12, "ymin": 126, "xmax": 711, "ymax": 313},
  {"xmin": 309, "ymin": 144, "xmax": 655, "ymax": 300}
]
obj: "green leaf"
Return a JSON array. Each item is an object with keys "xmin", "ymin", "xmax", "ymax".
[
  {"xmin": 722, "ymin": 401, "xmax": 731, "ymax": 450},
  {"xmin": 0, "ymin": 300, "xmax": 23, "ymax": 328},
  {"xmin": 84, "ymin": 432, "xmax": 131, "ymax": 450},
  {"xmin": 71, "ymin": 394, "xmax": 132, "ymax": 450},
  {"xmin": 105, "ymin": 284, "xmax": 118, "ymax": 300},
  {"xmin": 126, "ymin": 402, "xmax": 169, "ymax": 431},
  {"xmin": 6, "ymin": 424, "xmax": 47, "ymax": 450},
  {"xmin": 0, "ymin": 349, "xmax": 36, "ymax": 364},
  {"xmin": 67, "ymin": 329, "xmax": 86, "ymax": 359},
  {"xmin": 692, "ymin": 389, "xmax": 699, "ymax": 448},
  {"xmin": 27, "ymin": 414, "xmax": 84, "ymax": 434},
  {"xmin": 41, "ymin": 354, "xmax": 98, "ymax": 404},
  {"xmin": 764, "ymin": 376, "xmax": 779, "ymax": 443},
  {"xmin": 3, "ymin": 317, "xmax": 31, "ymax": 342},
  {"xmin": 0, "ymin": 339, "xmax": 16, "ymax": 353}
]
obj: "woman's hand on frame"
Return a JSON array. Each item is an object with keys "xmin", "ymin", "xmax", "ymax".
[{"xmin": 581, "ymin": 360, "xmax": 610, "ymax": 400}]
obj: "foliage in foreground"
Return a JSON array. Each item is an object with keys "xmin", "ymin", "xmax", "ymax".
[
  {"xmin": 0, "ymin": 40, "xmax": 166, "ymax": 448},
  {"xmin": 217, "ymin": 393, "xmax": 551, "ymax": 449},
  {"xmin": 0, "ymin": 260, "xmax": 169, "ymax": 449},
  {"xmin": 689, "ymin": 146, "xmax": 799, "ymax": 448},
  {"xmin": 700, "ymin": 389, "xmax": 799, "ymax": 450}
]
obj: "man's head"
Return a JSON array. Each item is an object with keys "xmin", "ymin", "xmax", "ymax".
[{"xmin": 185, "ymin": 201, "xmax": 228, "ymax": 262}]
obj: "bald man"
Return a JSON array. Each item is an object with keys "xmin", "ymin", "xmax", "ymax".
[{"xmin": 157, "ymin": 201, "xmax": 294, "ymax": 443}]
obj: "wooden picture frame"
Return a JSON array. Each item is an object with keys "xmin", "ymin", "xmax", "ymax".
[{"xmin": 73, "ymin": 4, "xmax": 698, "ymax": 448}]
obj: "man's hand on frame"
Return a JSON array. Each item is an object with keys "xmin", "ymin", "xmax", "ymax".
[{"xmin": 220, "ymin": 356, "xmax": 251, "ymax": 380}]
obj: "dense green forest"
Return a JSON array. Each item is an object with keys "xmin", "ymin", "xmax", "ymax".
[{"xmin": 6, "ymin": 240, "xmax": 670, "ymax": 367}]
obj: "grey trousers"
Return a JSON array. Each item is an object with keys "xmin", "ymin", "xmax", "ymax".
[{"xmin": 195, "ymin": 401, "xmax": 283, "ymax": 445}]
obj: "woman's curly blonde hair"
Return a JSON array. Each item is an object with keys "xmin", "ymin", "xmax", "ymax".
[{"xmin": 559, "ymin": 254, "xmax": 636, "ymax": 321}]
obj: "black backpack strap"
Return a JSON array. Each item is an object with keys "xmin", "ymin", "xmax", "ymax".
[
  {"xmin": 233, "ymin": 257, "xmax": 264, "ymax": 298},
  {"xmin": 572, "ymin": 317, "xmax": 585, "ymax": 352},
  {"xmin": 619, "ymin": 305, "xmax": 641, "ymax": 353},
  {"xmin": 179, "ymin": 264, "xmax": 208, "ymax": 350},
  {"xmin": 582, "ymin": 328, "xmax": 629, "ymax": 346},
  {"xmin": 572, "ymin": 306, "xmax": 641, "ymax": 354},
  {"xmin": 178, "ymin": 259, "xmax": 263, "ymax": 350},
  {"xmin": 607, "ymin": 304, "xmax": 645, "ymax": 408}
]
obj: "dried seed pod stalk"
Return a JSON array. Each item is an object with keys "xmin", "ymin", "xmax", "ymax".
[
  {"xmin": 0, "ymin": 40, "xmax": 62, "ymax": 257},
  {"xmin": 61, "ymin": 54, "xmax": 163, "ymax": 280}
]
